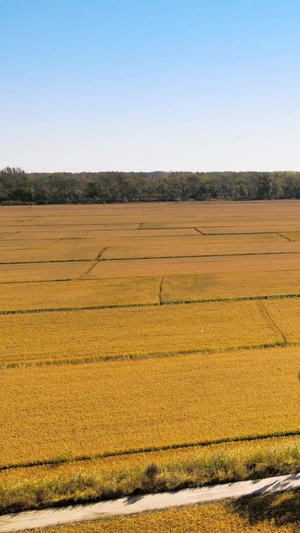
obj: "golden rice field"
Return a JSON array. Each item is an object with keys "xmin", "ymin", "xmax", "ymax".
[
  {"xmin": 162, "ymin": 270, "xmax": 300, "ymax": 302},
  {"xmin": 1, "ymin": 201, "xmax": 300, "ymax": 520},
  {"xmin": 101, "ymin": 240, "xmax": 300, "ymax": 260},
  {"xmin": 87, "ymin": 252, "xmax": 300, "ymax": 278},
  {"xmin": 0, "ymin": 301, "xmax": 282, "ymax": 366},
  {"xmin": 0, "ymin": 277, "xmax": 160, "ymax": 311},
  {"xmin": 0, "ymin": 261, "xmax": 89, "ymax": 283},
  {"xmin": 1, "ymin": 346, "xmax": 300, "ymax": 467}
]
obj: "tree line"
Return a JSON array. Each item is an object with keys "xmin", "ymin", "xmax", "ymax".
[{"xmin": 1, "ymin": 167, "xmax": 300, "ymax": 205}]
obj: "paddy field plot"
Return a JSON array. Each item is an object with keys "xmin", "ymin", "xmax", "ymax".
[
  {"xmin": 101, "ymin": 240, "xmax": 300, "ymax": 260},
  {"xmin": 281, "ymin": 231, "xmax": 300, "ymax": 241},
  {"xmin": 199, "ymin": 224, "xmax": 300, "ymax": 234},
  {"xmin": 0, "ymin": 300, "xmax": 282, "ymax": 366},
  {"xmin": 1, "ymin": 346, "xmax": 300, "ymax": 468},
  {"xmin": 0, "ymin": 261, "xmax": 90, "ymax": 283},
  {"xmin": 87, "ymin": 253, "xmax": 300, "ymax": 278},
  {"xmin": 0, "ymin": 277, "xmax": 160, "ymax": 312},
  {"xmin": 161, "ymin": 270, "xmax": 300, "ymax": 302},
  {"xmin": 0, "ymin": 241, "xmax": 103, "ymax": 263},
  {"xmin": 1, "ymin": 201, "xmax": 300, "ymax": 514}
]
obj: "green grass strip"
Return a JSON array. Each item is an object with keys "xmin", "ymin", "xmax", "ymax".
[{"xmin": 1, "ymin": 429, "xmax": 300, "ymax": 473}]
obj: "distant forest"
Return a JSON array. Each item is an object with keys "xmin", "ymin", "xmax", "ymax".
[{"xmin": 1, "ymin": 167, "xmax": 300, "ymax": 205}]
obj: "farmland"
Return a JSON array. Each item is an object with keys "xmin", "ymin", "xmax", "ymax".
[
  {"xmin": 1, "ymin": 200, "xmax": 300, "ymax": 518},
  {"xmin": 1, "ymin": 346, "xmax": 300, "ymax": 467}
]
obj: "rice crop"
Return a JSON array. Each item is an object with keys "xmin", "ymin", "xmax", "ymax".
[
  {"xmin": 162, "ymin": 271, "xmax": 300, "ymax": 303},
  {"xmin": 0, "ymin": 300, "xmax": 282, "ymax": 366},
  {"xmin": 87, "ymin": 253, "xmax": 300, "ymax": 279},
  {"xmin": 264, "ymin": 298, "xmax": 300, "ymax": 342},
  {"xmin": 2, "ymin": 201, "xmax": 300, "ymax": 522},
  {"xmin": 200, "ymin": 224, "xmax": 300, "ymax": 234},
  {"xmin": 0, "ymin": 261, "xmax": 90, "ymax": 283},
  {"xmin": 88, "ymin": 228, "xmax": 198, "ymax": 238},
  {"xmin": 0, "ymin": 239, "xmax": 58, "ymax": 250},
  {"xmin": 280, "ymin": 232, "xmax": 300, "ymax": 241},
  {"xmin": 0, "ymin": 243, "xmax": 102, "ymax": 263},
  {"xmin": 0, "ymin": 277, "xmax": 160, "ymax": 312},
  {"xmin": 101, "ymin": 241, "xmax": 300, "ymax": 260},
  {"xmin": 4, "ymin": 229, "xmax": 89, "ymax": 240},
  {"xmin": 1, "ymin": 346, "xmax": 300, "ymax": 468}
]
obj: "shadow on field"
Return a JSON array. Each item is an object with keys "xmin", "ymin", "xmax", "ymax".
[{"xmin": 229, "ymin": 488, "xmax": 300, "ymax": 527}]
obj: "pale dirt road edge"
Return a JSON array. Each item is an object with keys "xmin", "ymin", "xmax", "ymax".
[{"xmin": 1, "ymin": 472, "xmax": 300, "ymax": 532}]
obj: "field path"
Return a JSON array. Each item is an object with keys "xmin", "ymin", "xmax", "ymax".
[{"xmin": 1, "ymin": 472, "xmax": 300, "ymax": 532}]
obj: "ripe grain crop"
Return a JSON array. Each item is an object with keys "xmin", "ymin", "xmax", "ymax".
[
  {"xmin": 2, "ymin": 201, "xmax": 300, "ymax": 523},
  {"xmin": 87, "ymin": 253, "xmax": 300, "ymax": 279},
  {"xmin": 264, "ymin": 298, "xmax": 300, "ymax": 342},
  {"xmin": 88, "ymin": 235, "xmax": 205, "ymax": 247},
  {"xmin": 200, "ymin": 224, "xmax": 300, "ymax": 234},
  {"xmin": 0, "ymin": 277, "xmax": 160, "ymax": 312},
  {"xmin": 280, "ymin": 232, "xmax": 300, "ymax": 241},
  {"xmin": 0, "ymin": 243, "xmax": 102, "ymax": 263},
  {"xmin": 14, "ymin": 217, "xmax": 140, "ymax": 229},
  {"xmin": 88, "ymin": 228, "xmax": 198, "ymax": 238},
  {"xmin": 0, "ymin": 261, "xmax": 90, "ymax": 283},
  {"xmin": 162, "ymin": 270, "xmax": 300, "ymax": 303},
  {"xmin": 101, "ymin": 241, "xmax": 300, "ymax": 260},
  {"xmin": 0, "ymin": 239, "xmax": 58, "ymax": 250},
  {"xmin": 0, "ymin": 300, "xmax": 282, "ymax": 366},
  {"xmin": 193, "ymin": 233, "xmax": 285, "ymax": 243},
  {"xmin": 46, "ymin": 234, "xmax": 205, "ymax": 248},
  {"xmin": 3, "ymin": 229, "xmax": 89, "ymax": 240},
  {"xmin": 1, "ymin": 346, "xmax": 300, "ymax": 468}
]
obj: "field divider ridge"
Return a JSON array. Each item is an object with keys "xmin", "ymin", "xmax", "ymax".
[
  {"xmin": 2, "ymin": 429, "xmax": 300, "ymax": 473},
  {"xmin": 0, "ymin": 259, "xmax": 89, "ymax": 265},
  {"xmin": 199, "ymin": 230, "xmax": 291, "ymax": 236},
  {"xmin": 0, "ymin": 231, "xmax": 20, "ymax": 240},
  {"xmin": 76, "ymin": 247, "xmax": 107, "ymax": 279},
  {"xmin": 277, "ymin": 232, "xmax": 293, "ymax": 241},
  {"xmin": 158, "ymin": 276, "xmax": 164, "ymax": 304},
  {"xmin": 1, "ymin": 293, "xmax": 300, "ymax": 317},
  {"xmin": 194, "ymin": 228, "xmax": 205, "ymax": 235},
  {"xmin": 40, "ymin": 238, "xmax": 63, "ymax": 249},
  {"xmin": 99, "ymin": 251, "xmax": 300, "ymax": 262},
  {"xmin": 0, "ymin": 340, "xmax": 293, "ymax": 370},
  {"xmin": 2, "ymin": 251, "xmax": 300, "ymax": 267}
]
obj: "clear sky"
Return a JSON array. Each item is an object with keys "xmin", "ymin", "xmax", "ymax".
[{"xmin": 1, "ymin": 0, "xmax": 300, "ymax": 172}]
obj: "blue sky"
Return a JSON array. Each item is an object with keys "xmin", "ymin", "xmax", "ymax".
[{"xmin": 1, "ymin": 0, "xmax": 300, "ymax": 172}]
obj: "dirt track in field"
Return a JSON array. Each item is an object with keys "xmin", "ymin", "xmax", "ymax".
[{"xmin": 1, "ymin": 472, "xmax": 300, "ymax": 532}]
